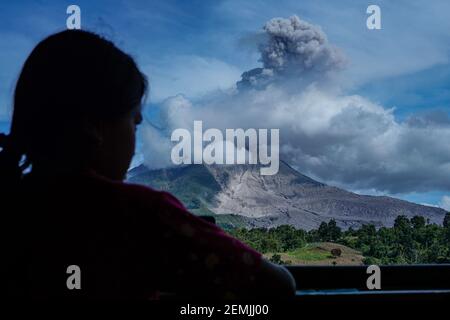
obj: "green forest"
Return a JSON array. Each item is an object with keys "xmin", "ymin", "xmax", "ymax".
[{"xmin": 228, "ymin": 213, "xmax": 450, "ymax": 265}]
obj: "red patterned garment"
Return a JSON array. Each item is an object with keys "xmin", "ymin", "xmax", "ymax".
[{"xmin": 8, "ymin": 170, "xmax": 262, "ymax": 299}]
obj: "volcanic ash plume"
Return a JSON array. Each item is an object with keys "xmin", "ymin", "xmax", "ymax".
[{"xmin": 237, "ymin": 15, "xmax": 345, "ymax": 89}]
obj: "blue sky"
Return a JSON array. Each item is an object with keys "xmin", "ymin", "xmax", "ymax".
[{"xmin": 1, "ymin": 0, "xmax": 450, "ymax": 208}]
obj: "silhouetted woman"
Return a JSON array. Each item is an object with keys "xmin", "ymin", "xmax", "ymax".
[{"xmin": 1, "ymin": 30, "xmax": 295, "ymax": 299}]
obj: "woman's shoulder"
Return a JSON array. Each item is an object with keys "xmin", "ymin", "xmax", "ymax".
[
  {"xmin": 87, "ymin": 170, "xmax": 264, "ymax": 275},
  {"xmin": 86, "ymin": 170, "xmax": 187, "ymax": 213},
  {"xmin": 123, "ymin": 181, "xmax": 186, "ymax": 211},
  {"xmin": 86, "ymin": 171, "xmax": 227, "ymax": 241}
]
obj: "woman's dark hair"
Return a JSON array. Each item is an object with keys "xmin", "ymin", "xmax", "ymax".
[{"xmin": 0, "ymin": 30, "xmax": 147, "ymax": 187}]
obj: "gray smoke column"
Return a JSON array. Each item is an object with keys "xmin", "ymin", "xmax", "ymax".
[{"xmin": 238, "ymin": 15, "xmax": 345, "ymax": 89}]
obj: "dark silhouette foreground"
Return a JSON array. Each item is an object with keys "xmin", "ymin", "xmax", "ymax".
[{"xmin": 1, "ymin": 30, "xmax": 295, "ymax": 299}]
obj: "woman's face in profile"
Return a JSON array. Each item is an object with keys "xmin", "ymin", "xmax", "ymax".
[{"xmin": 93, "ymin": 105, "xmax": 143, "ymax": 181}]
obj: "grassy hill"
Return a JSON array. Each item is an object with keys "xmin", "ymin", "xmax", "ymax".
[{"xmin": 263, "ymin": 242, "xmax": 364, "ymax": 266}]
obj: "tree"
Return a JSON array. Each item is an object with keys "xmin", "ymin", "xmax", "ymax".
[
  {"xmin": 269, "ymin": 254, "xmax": 283, "ymax": 264},
  {"xmin": 317, "ymin": 219, "xmax": 342, "ymax": 242},
  {"xmin": 411, "ymin": 216, "xmax": 426, "ymax": 229},
  {"xmin": 317, "ymin": 222, "xmax": 329, "ymax": 241},
  {"xmin": 327, "ymin": 219, "xmax": 342, "ymax": 242},
  {"xmin": 443, "ymin": 213, "xmax": 450, "ymax": 244},
  {"xmin": 443, "ymin": 212, "xmax": 450, "ymax": 228},
  {"xmin": 271, "ymin": 225, "xmax": 305, "ymax": 251},
  {"xmin": 394, "ymin": 215, "xmax": 411, "ymax": 230}
]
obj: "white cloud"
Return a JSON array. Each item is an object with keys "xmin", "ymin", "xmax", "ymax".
[
  {"xmin": 140, "ymin": 121, "xmax": 174, "ymax": 170},
  {"xmin": 439, "ymin": 196, "xmax": 450, "ymax": 211}
]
